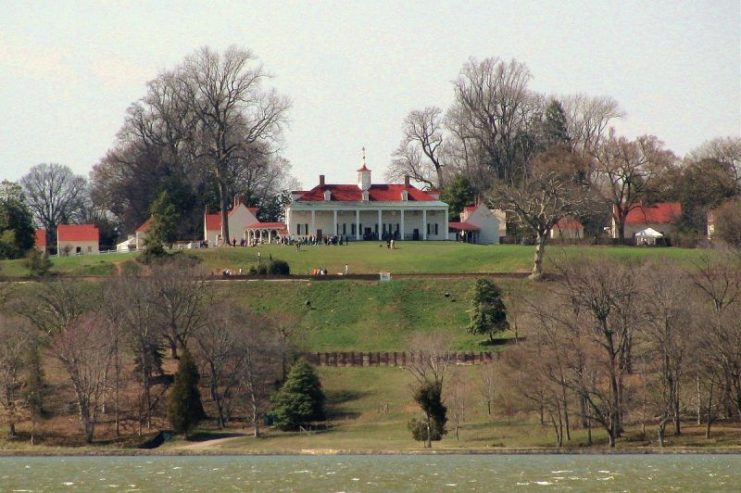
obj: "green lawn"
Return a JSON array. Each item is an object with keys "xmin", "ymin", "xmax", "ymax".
[
  {"xmin": 1, "ymin": 242, "xmax": 711, "ymax": 278},
  {"xmin": 227, "ymin": 278, "xmax": 515, "ymax": 351}
]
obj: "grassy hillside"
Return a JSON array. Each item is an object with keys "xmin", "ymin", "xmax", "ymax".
[
  {"xmin": 227, "ymin": 279, "xmax": 528, "ymax": 351},
  {"xmin": 0, "ymin": 242, "xmax": 710, "ymax": 277}
]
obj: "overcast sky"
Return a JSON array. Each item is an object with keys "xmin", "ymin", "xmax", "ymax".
[{"xmin": 1, "ymin": 0, "xmax": 739, "ymax": 189}]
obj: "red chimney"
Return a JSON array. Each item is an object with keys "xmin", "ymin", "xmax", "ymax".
[
  {"xmin": 404, "ymin": 175, "xmax": 410, "ymax": 187},
  {"xmin": 319, "ymin": 175, "xmax": 325, "ymax": 186}
]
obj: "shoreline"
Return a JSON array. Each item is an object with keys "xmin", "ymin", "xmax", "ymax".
[{"xmin": 1, "ymin": 447, "xmax": 740, "ymax": 457}]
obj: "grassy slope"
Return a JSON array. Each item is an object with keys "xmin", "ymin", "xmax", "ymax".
[
  {"xmin": 0, "ymin": 242, "xmax": 709, "ymax": 277},
  {"xmin": 227, "ymin": 278, "xmax": 506, "ymax": 351},
  {"xmin": 167, "ymin": 367, "xmax": 741, "ymax": 453}
]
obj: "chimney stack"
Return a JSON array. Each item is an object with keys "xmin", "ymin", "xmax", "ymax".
[
  {"xmin": 404, "ymin": 175, "xmax": 410, "ymax": 187},
  {"xmin": 319, "ymin": 174, "xmax": 325, "ymax": 186}
]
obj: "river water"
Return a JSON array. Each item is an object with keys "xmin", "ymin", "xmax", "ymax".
[{"xmin": 0, "ymin": 454, "xmax": 738, "ymax": 492}]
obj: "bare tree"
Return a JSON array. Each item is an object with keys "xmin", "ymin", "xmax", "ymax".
[
  {"xmin": 561, "ymin": 94, "xmax": 624, "ymax": 154},
  {"xmin": 149, "ymin": 260, "xmax": 210, "ymax": 359},
  {"xmin": 193, "ymin": 298, "xmax": 285, "ymax": 435},
  {"xmin": 387, "ymin": 107, "xmax": 447, "ymax": 189},
  {"xmin": 102, "ymin": 275, "xmax": 163, "ymax": 435},
  {"xmin": 49, "ymin": 313, "xmax": 115, "ymax": 443},
  {"xmin": 490, "ymin": 147, "xmax": 592, "ymax": 279},
  {"xmin": 179, "ymin": 46, "xmax": 290, "ymax": 243},
  {"xmin": 448, "ymin": 57, "xmax": 535, "ymax": 184},
  {"xmin": 20, "ymin": 163, "xmax": 88, "ymax": 246},
  {"xmin": 445, "ymin": 368, "xmax": 467, "ymax": 440},
  {"xmin": 0, "ymin": 316, "xmax": 31, "ymax": 438},
  {"xmin": 688, "ymin": 136, "xmax": 741, "ymax": 189},
  {"xmin": 555, "ymin": 258, "xmax": 641, "ymax": 447},
  {"xmin": 592, "ymin": 131, "xmax": 675, "ymax": 240},
  {"xmin": 638, "ymin": 262, "xmax": 694, "ymax": 444}
]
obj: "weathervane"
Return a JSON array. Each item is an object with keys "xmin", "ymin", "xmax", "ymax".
[{"xmin": 362, "ymin": 146, "xmax": 366, "ymax": 166}]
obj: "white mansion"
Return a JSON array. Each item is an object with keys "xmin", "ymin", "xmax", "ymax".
[{"xmin": 286, "ymin": 165, "xmax": 449, "ymax": 241}]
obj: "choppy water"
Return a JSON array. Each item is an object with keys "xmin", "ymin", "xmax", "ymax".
[{"xmin": 0, "ymin": 454, "xmax": 738, "ymax": 492}]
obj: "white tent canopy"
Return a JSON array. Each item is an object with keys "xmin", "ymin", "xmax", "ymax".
[{"xmin": 635, "ymin": 227, "xmax": 663, "ymax": 238}]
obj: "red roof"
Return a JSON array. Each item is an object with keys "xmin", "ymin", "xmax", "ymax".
[
  {"xmin": 555, "ymin": 216, "xmax": 584, "ymax": 230},
  {"xmin": 205, "ymin": 205, "xmax": 259, "ymax": 230},
  {"xmin": 136, "ymin": 217, "xmax": 152, "ymax": 233},
  {"xmin": 35, "ymin": 229, "xmax": 47, "ymax": 248},
  {"xmin": 246, "ymin": 222, "xmax": 287, "ymax": 229},
  {"xmin": 448, "ymin": 222, "xmax": 480, "ymax": 231},
  {"xmin": 57, "ymin": 224, "xmax": 99, "ymax": 242},
  {"xmin": 623, "ymin": 202, "xmax": 682, "ymax": 225},
  {"xmin": 294, "ymin": 184, "xmax": 440, "ymax": 202},
  {"xmin": 357, "ymin": 164, "xmax": 370, "ymax": 172},
  {"xmin": 463, "ymin": 205, "xmax": 477, "ymax": 214},
  {"xmin": 205, "ymin": 213, "xmax": 221, "ymax": 230}
]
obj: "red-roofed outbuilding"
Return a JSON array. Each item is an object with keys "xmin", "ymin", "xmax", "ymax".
[{"xmin": 57, "ymin": 224, "xmax": 100, "ymax": 255}]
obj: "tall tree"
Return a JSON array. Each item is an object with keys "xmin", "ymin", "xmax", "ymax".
[
  {"xmin": 440, "ymin": 175, "xmax": 475, "ymax": 222},
  {"xmin": 180, "ymin": 46, "xmax": 290, "ymax": 243},
  {"xmin": 387, "ymin": 107, "xmax": 447, "ymax": 189},
  {"xmin": 167, "ymin": 350, "xmax": 205, "ymax": 438},
  {"xmin": 561, "ymin": 94, "xmax": 623, "ymax": 154},
  {"xmin": 20, "ymin": 163, "xmax": 88, "ymax": 245},
  {"xmin": 448, "ymin": 57, "xmax": 535, "ymax": 184},
  {"xmin": 49, "ymin": 313, "xmax": 115, "ymax": 443},
  {"xmin": 0, "ymin": 181, "xmax": 35, "ymax": 259},
  {"xmin": 541, "ymin": 99, "xmax": 571, "ymax": 149},
  {"xmin": 490, "ymin": 147, "xmax": 592, "ymax": 279},
  {"xmin": 592, "ymin": 131, "xmax": 675, "ymax": 240},
  {"xmin": 0, "ymin": 316, "xmax": 31, "ymax": 438}
]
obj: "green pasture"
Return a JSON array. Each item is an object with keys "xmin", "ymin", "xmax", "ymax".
[
  {"xmin": 0, "ymin": 242, "xmax": 711, "ymax": 278},
  {"xmin": 226, "ymin": 279, "xmax": 524, "ymax": 351}
]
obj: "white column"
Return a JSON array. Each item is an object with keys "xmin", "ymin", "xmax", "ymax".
[
  {"xmin": 355, "ymin": 210, "xmax": 361, "ymax": 240},
  {"xmin": 422, "ymin": 209, "xmax": 427, "ymax": 240},
  {"xmin": 311, "ymin": 209, "xmax": 316, "ymax": 235},
  {"xmin": 377, "ymin": 209, "xmax": 382, "ymax": 240},
  {"xmin": 400, "ymin": 209, "xmax": 405, "ymax": 241},
  {"xmin": 444, "ymin": 209, "xmax": 449, "ymax": 240},
  {"xmin": 333, "ymin": 209, "xmax": 338, "ymax": 236}
]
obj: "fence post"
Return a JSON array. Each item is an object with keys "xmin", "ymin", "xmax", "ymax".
[{"xmin": 362, "ymin": 352, "xmax": 369, "ymax": 367}]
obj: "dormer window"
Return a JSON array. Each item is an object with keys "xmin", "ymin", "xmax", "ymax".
[
  {"xmin": 323, "ymin": 190, "xmax": 331, "ymax": 201},
  {"xmin": 401, "ymin": 190, "xmax": 409, "ymax": 201},
  {"xmin": 362, "ymin": 190, "xmax": 369, "ymax": 202}
]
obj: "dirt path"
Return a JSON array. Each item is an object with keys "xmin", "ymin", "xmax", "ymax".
[{"xmin": 175, "ymin": 433, "xmax": 250, "ymax": 451}]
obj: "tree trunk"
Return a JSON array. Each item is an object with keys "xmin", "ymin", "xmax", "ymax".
[
  {"xmin": 218, "ymin": 181, "xmax": 230, "ymax": 245},
  {"xmin": 529, "ymin": 232, "xmax": 547, "ymax": 280}
]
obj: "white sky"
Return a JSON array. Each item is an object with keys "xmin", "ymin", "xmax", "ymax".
[{"xmin": 1, "ymin": 0, "xmax": 739, "ymax": 189}]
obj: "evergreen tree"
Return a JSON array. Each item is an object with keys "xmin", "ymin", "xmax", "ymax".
[
  {"xmin": 468, "ymin": 279, "xmax": 509, "ymax": 342},
  {"xmin": 440, "ymin": 175, "xmax": 476, "ymax": 222},
  {"xmin": 0, "ymin": 181, "xmax": 35, "ymax": 259},
  {"xmin": 408, "ymin": 381, "xmax": 447, "ymax": 445},
  {"xmin": 144, "ymin": 190, "xmax": 179, "ymax": 255},
  {"xmin": 542, "ymin": 100, "xmax": 571, "ymax": 149},
  {"xmin": 270, "ymin": 359, "xmax": 325, "ymax": 430},
  {"xmin": 167, "ymin": 350, "xmax": 205, "ymax": 437}
]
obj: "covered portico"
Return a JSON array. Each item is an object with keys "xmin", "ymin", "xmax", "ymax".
[
  {"xmin": 287, "ymin": 204, "xmax": 449, "ymax": 241},
  {"xmin": 245, "ymin": 222, "xmax": 287, "ymax": 244}
]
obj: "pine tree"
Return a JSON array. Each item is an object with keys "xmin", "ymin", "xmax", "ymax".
[
  {"xmin": 167, "ymin": 350, "xmax": 205, "ymax": 438},
  {"xmin": 144, "ymin": 190, "xmax": 179, "ymax": 256},
  {"xmin": 271, "ymin": 359, "xmax": 325, "ymax": 430},
  {"xmin": 542, "ymin": 100, "xmax": 571, "ymax": 149},
  {"xmin": 468, "ymin": 279, "xmax": 509, "ymax": 342}
]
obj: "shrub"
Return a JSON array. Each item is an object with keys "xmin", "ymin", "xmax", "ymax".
[
  {"xmin": 24, "ymin": 249, "xmax": 52, "ymax": 276},
  {"xmin": 268, "ymin": 259, "xmax": 290, "ymax": 275}
]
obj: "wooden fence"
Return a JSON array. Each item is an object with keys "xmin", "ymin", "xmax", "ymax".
[{"xmin": 300, "ymin": 351, "xmax": 497, "ymax": 368}]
